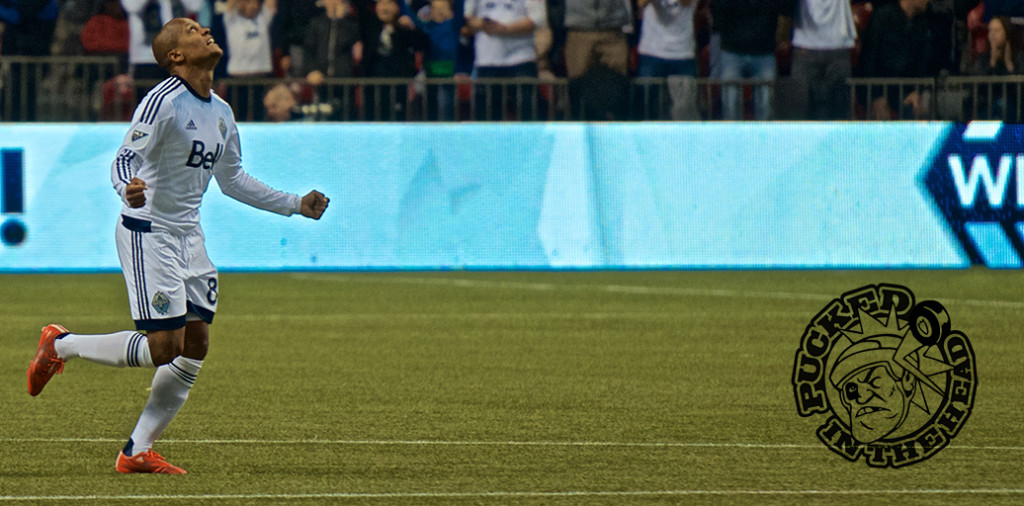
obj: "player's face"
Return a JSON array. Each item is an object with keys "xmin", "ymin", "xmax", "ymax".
[
  {"xmin": 178, "ymin": 20, "xmax": 223, "ymax": 65},
  {"xmin": 841, "ymin": 365, "xmax": 907, "ymax": 443}
]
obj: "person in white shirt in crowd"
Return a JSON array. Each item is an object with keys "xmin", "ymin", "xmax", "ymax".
[
  {"xmin": 464, "ymin": 0, "xmax": 546, "ymax": 120},
  {"xmin": 638, "ymin": 0, "xmax": 697, "ymax": 78},
  {"xmin": 636, "ymin": 0, "xmax": 698, "ymax": 119},
  {"xmin": 223, "ymin": 0, "xmax": 275, "ymax": 77},
  {"xmin": 222, "ymin": 0, "xmax": 277, "ymax": 120},
  {"xmin": 790, "ymin": 0, "xmax": 856, "ymax": 120}
]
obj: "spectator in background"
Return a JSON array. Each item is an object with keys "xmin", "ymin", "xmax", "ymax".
[
  {"xmin": 464, "ymin": 0, "xmax": 546, "ymax": 120},
  {"xmin": 857, "ymin": 0, "xmax": 936, "ymax": 119},
  {"xmin": 971, "ymin": 16, "xmax": 1024, "ymax": 75},
  {"xmin": 543, "ymin": 0, "xmax": 565, "ymax": 76},
  {"xmin": 361, "ymin": 0, "xmax": 422, "ymax": 120},
  {"xmin": 561, "ymin": 0, "xmax": 634, "ymax": 120},
  {"xmin": 0, "ymin": 0, "xmax": 59, "ymax": 120},
  {"xmin": 303, "ymin": 0, "xmax": 359, "ymax": 81},
  {"xmin": 414, "ymin": 0, "xmax": 462, "ymax": 120},
  {"xmin": 790, "ymin": 0, "xmax": 857, "ymax": 120},
  {"xmin": 81, "ymin": 0, "xmax": 130, "ymax": 71},
  {"xmin": 410, "ymin": 0, "xmax": 474, "ymax": 78},
  {"xmin": 223, "ymin": 0, "xmax": 275, "ymax": 121},
  {"xmin": 224, "ymin": 0, "xmax": 275, "ymax": 77},
  {"xmin": 638, "ymin": 0, "xmax": 698, "ymax": 78},
  {"xmin": 636, "ymin": 0, "xmax": 699, "ymax": 119},
  {"xmin": 710, "ymin": 0, "xmax": 797, "ymax": 120},
  {"xmin": 562, "ymin": 0, "xmax": 633, "ymax": 79},
  {"xmin": 534, "ymin": 14, "xmax": 555, "ymax": 79},
  {"xmin": 0, "ymin": 0, "xmax": 58, "ymax": 56},
  {"xmin": 262, "ymin": 81, "xmax": 299, "ymax": 120},
  {"xmin": 53, "ymin": 0, "xmax": 98, "ymax": 57},
  {"xmin": 271, "ymin": 0, "xmax": 320, "ymax": 77},
  {"xmin": 926, "ymin": 0, "xmax": 981, "ymax": 78},
  {"xmin": 121, "ymin": 1, "xmax": 204, "ymax": 79},
  {"xmin": 303, "ymin": 0, "xmax": 361, "ymax": 118},
  {"xmin": 966, "ymin": 15, "xmax": 1024, "ymax": 119}
]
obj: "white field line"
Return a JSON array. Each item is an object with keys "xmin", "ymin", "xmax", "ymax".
[
  {"xmin": 1, "ymin": 437, "xmax": 1021, "ymax": 452},
  {"xmin": 291, "ymin": 274, "xmax": 1024, "ymax": 310},
  {"xmin": 3, "ymin": 489, "xmax": 1024, "ymax": 502},
  {"xmin": 2, "ymin": 311, "xmax": 812, "ymax": 324}
]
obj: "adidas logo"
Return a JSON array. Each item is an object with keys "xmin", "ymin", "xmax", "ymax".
[{"xmin": 186, "ymin": 120, "xmax": 197, "ymax": 130}]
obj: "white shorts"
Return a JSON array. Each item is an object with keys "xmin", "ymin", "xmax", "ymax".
[{"xmin": 116, "ymin": 215, "xmax": 218, "ymax": 331}]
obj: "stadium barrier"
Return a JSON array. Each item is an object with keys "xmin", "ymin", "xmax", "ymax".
[
  {"xmin": 0, "ymin": 56, "xmax": 122, "ymax": 122},
  {"xmin": 7, "ymin": 56, "xmax": 1024, "ymax": 122},
  {"xmin": 3, "ymin": 121, "xmax": 1022, "ymax": 271}
]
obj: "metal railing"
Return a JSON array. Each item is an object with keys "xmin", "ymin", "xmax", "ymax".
[
  {"xmin": 117, "ymin": 76, "xmax": 790, "ymax": 122},
  {"xmin": 0, "ymin": 56, "xmax": 122, "ymax": 122},
  {"xmin": 927, "ymin": 75, "xmax": 1024, "ymax": 122},
  {"xmin": 847, "ymin": 76, "xmax": 1024, "ymax": 121},
  {"xmin": 7, "ymin": 56, "xmax": 1024, "ymax": 122}
]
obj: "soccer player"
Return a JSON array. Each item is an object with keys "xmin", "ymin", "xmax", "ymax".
[{"xmin": 26, "ymin": 17, "xmax": 330, "ymax": 475}]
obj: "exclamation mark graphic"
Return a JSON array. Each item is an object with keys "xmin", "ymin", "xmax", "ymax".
[{"xmin": 1, "ymin": 148, "xmax": 27, "ymax": 246}]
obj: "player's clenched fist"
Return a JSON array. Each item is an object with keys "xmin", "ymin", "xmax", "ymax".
[
  {"xmin": 300, "ymin": 190, "xmax": 329, "ymax": 220},
  {"xmin": 126, "ymin": 177, "xmax": 147, "ymax": 208}
]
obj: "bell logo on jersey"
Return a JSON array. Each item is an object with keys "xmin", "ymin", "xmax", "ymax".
[{"xmin": 185, "ymin": 140, "xmax": 223, "ymax": 170}]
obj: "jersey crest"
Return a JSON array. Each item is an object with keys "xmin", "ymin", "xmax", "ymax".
[
  {"xmin": 151, "ymin": 291, "xmax": 171, "ymax": 315},
  {"xmin": 130, "ymin": 130, "xmax": 150, "ymax": 149}
]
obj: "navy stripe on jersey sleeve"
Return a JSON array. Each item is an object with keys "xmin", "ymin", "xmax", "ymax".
[
  {"xmin": 139, "ymin": 78, "xmax": 182, "ymax": 125},
  {"xmin": 115, "ymin": 148, "xmax": 136, "ymax": 185}
]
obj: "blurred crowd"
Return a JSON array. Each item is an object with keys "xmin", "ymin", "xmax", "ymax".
[{"xmin": 1, "ymin": 1, "xmax": 1023, "ymax": 121}]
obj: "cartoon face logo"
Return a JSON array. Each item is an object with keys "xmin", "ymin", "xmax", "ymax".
[
  {"xmin": 793, "ymin": 284, "xmax": 977, "ymax": 468},
  {"xmin": 838, "ymin": 362, "xmax": 912, "ymax": 443}
]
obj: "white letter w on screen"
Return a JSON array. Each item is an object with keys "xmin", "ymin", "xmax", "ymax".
[{"xmin": 947, "ymin": 154, "xmax": 1013, "ymax": 208}]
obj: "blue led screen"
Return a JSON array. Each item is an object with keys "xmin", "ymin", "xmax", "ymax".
[{"xmin": 3, "ymin": 121, "xmax": 1019, "ymax": 271}]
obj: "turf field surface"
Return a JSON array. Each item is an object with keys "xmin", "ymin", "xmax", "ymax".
[{"xmin": 1, "ymin": 270, "xmax": 1022, "ymax": 504}]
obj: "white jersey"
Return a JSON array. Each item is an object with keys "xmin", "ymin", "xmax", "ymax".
[{"xmin": 112, "ymin": 76, "xmax": 301, "ymax": 236}]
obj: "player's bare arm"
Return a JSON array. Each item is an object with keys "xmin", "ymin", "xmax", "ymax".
[
  {"xmin": 126, "ymin": 178, "xmax": 147, "ymax": 208},
  {"xmin": 300, "ymin": 190, "xmax": 330, "ymax": 220}
]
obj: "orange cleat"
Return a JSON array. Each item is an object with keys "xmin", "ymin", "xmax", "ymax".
[
  {"xmin": 27, "ymin": 324, "xmax": 69, "ymax": 396},
  {"xmin": 116, "ymin": 450, "xmax": 187, "ymax": 475}
]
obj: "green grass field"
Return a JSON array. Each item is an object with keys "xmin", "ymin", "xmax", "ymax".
[{"xmin": 1, "ymin": 270, "xmax": 1022, "ymax": 504}]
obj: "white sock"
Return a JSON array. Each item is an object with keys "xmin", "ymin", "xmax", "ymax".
[
  {"xmin": 124, "ymin": 356, "xmax": 203, "ymax": 457},
  {"xmin": 53, "ymin": 331, "xmax": 154, "ymax": 368}
]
